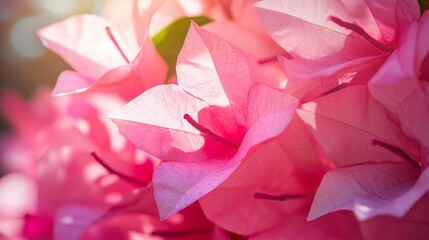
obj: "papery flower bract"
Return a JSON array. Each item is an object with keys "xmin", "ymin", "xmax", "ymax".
[
  {"xmin": 254, "ymin": 0, "xmax": 420, "ymax": 100},
  {"xmin": 297, "ymin": 86, "xmax": 420, "ymax": 168},
  {"xmin": 309, "ymin": 161, "xmax": 426, "ymax": 220},
  {"xmin": 309, "ymin": 160, "xmax": 429, "ymax": 239},
  {"xmin": 110, "ymin": 23, "xmax": 298, "ymax": 222}
]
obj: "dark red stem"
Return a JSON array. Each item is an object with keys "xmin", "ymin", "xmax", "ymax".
[
  {"xmin": 371, "ymin": 140, "xmax": 420, "ymax": 169},
  {"xmin": 105, "ymin": 26, "xmax": 130, "ymax": 63},
  {"xmin": 90, "ymin": 152, "xmax": 146, "ymax": 186},
  {"xmin": 183, "ymin": 114, "xmax": 240, "ymax": 149},
  {"xmin": 328, "ymin": 16, "xmax": 394, "ymax": 52},
  {"xmin": 254, "ymin": 192, "xmax": 313, "ymax": 201}
]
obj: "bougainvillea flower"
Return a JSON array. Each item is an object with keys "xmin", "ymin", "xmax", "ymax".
[
  {"xmin": 309, "ymin": 154, "xmax": 429, "ymax": 238},
  {"xmin": 290, "ymin": 13, "xmax": 428, "ymax": 236},
  {"xmin": 81, "ymin": 185, "xmax": 230, "ymax": 239},
  {"xmin": 369, "ymin": 11, "xmax": 429, "ymax": 168},
  {"xmin": 254, "ymin": 0, "xmax": 420, "ymax": 100},
  {"xmin": 110, "ymin": 23, "xmax": 298, "ymax": 220},
  {"xmin": 309, "ymin": 161, "xmax": 428, "ymax": 221},
  {"xmin": 38, "ymin": 0, "xmax": 167, "ymax": 98}
]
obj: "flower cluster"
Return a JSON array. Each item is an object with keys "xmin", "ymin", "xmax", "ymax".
[{"xmin": 1, "ymin": 0, "xmax": 428, "ymax": 239}]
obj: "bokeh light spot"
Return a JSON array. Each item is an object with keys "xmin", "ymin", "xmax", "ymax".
[
  {"xmin": 41, "ymin": 0, "xmax": 78, "ymax": 16},
  {"xmin": 9, "ymin": 16, "xmax": 48, "ymax": 59}
]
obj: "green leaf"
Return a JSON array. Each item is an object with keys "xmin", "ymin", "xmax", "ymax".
[
  {"xmin": 152, "ymin": 16, "xmax": 212, "ymax": 83},
  {"xmin": 420, "ymin": 0, "xmax": 429, "ymax": 14}
]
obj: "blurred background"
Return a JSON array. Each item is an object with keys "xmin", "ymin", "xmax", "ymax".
[
  {"xmin": 0, "ymin": 0, "xmax": 104, "ymax": 174},
  {"xmin": 0, "ymin": 0, "xmax": 104, "ymax": 96}
]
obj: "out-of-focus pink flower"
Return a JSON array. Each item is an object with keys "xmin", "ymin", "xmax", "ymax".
[
  {"xmin": 254, "ymin": 0, "xmax": 420, "ymax": 100},
  {"xmin": 110, "ymin": 23, "xmax": 299, "ymax": 225},
  {"xmin": 0, "ymin": 90, "xmax": 156, "ymax": 239},
  {"xmin": 0, "ymin": 173, "xmax": 37, "ymax": 238}
]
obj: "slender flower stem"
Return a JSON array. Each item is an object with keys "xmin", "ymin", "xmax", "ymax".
[
  {"xmin": 254, "ymin": 192, "xmax": 313, "ymax": 201},
  {"xmin": 371, "ymin": 140, "xmax": 421, "ymax": 169},
  {"xmin": 105, "ymin": 26, "xmax": 131, "ymax": 63},
  {"xmin": 327, "ymin": 16, "xmax": 394, "ymax": 52},
  {"xmin": 183, "ymin": 114, "xmax": 240, "ymax": 149}
]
